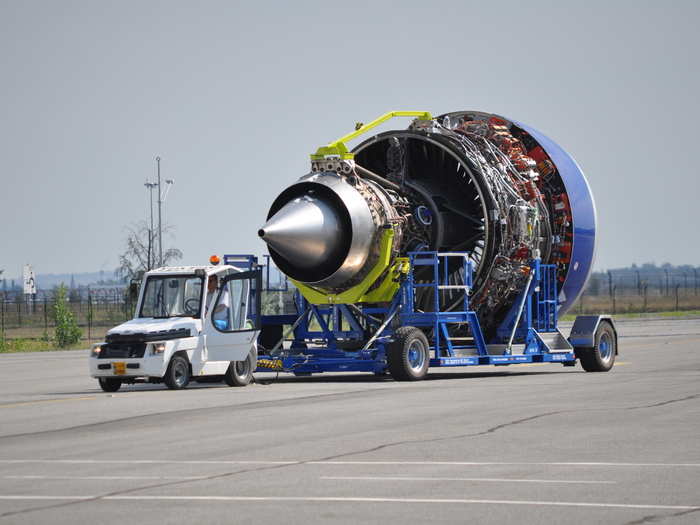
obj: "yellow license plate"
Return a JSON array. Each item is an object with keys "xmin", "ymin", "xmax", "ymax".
[{"xmin": 113, "ymin": 362, "xmax": 126, "ymax": 375}]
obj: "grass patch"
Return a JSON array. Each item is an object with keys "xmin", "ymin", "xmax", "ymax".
[{"xmin": 0, "ymin": 338, "xmax": 87, "ymax": 353}]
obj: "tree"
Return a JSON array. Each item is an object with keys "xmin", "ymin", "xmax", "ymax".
[
  {"xmin": 116, "ymin": 220, "xmax": 182, "ymax": 282},
  {"xmin": 53, "ymin": 284, "xmax": 82, "ymax": 347}
]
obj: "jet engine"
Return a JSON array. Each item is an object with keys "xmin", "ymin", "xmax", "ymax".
[{"xmin": 259, "ymin": 110, "xmax": 595, "ymax": 335}]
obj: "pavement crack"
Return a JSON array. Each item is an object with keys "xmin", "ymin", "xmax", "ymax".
[
  {"xmin": 623, "ymin": 506, "xmax": 700, "ymax": 525},
  {"xmin": 627, "ymin": 393, "xmax": 700, "ymax": 410},
  {"xmin": 0, "ymin": 409, "xmax": 566, "ymax": 520},
  {"xmin": 306, "ymin": 410, "xmax": 567, "ymax": 462},
  {"xmin": 0, "ymin": 463, "xmax": 294, "ymax": 520},
  {"xmin": 0, "ymin": 387, "xmax": 392, "ymax": 441}
]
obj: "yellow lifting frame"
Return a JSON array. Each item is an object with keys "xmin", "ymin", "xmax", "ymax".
[{"xmin": 310, "ymin": 110, "xmax": 433, "ymax": 161}]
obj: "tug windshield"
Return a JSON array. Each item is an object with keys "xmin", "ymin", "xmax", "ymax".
[{"xmin": 140, "ymin": 275, "xmax": 204, "ymax": 319}]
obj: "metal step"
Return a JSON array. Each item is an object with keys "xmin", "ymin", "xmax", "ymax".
[
  {"xmin": 487, "ymin": 343, "xmax": 526, "ymax": 355},
  {"xmin": 451, "ymin": 347, "xmax": 481, "ymax": 357},
  {"xmin": 535, "ymin": 329, "xmax": 573, "ymax": 353}
]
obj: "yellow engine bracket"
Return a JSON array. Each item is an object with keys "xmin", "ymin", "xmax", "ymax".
[
  {"xmin": 291, "ymin": 228, "xmax": 409, "ymax": 305},
  {"xmin": 310, "ymin": 110, "xmax": 433, "ymax": 161}
]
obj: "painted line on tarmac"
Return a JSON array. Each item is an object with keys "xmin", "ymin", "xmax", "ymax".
[
  {"xmin": 1, "ymin": 459, "xmax": 698, "ymax": 467},
  {"xmin": 0, "ymin": 495, "xmax": 696, "ymax": 511},
  {"xmin": 0, "ymin": 459, "xmax": 297, "ymax": 465},
  {"xmin": 2, "ymin": 474, "xmax": 615, "ymax": 484},
  {"xmin": 3, "ymin": 475, "xmax": 208, "ymax": 481},
  {"xmin": 321, "ymin": 476, "xmax": 616, "ymax": 484},
  {"xmin": 0, "ymin": 396, "xmax": 97, "ymax": 409},
  {"xmin": 312, "ymin": 461, "xmax": 700, "ymax": 467}
]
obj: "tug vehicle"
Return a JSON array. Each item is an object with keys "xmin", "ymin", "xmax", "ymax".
[{"xmin": 89, "ymin": 257, "xmax": 260, "ymax": 392}]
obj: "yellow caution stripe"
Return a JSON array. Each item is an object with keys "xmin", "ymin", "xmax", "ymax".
[{"xmin": 256, "ymin": 359, "xmax": 284, "ymax": 371}]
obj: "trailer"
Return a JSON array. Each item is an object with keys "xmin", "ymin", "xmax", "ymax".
[{"xmin": 251, "ymin": 251, "xmax": 617, "ymax": 381}]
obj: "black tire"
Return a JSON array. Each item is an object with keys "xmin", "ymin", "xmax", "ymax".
[
  {"xmin": 577, "ymin": 321, "xmax": 616, "ymax": 372},
  {"xmin": 387, "ymin": 326, "xmax": 430, "ymax": 381},
  {"xmin": 224, "ymin": 350, "xmax": 256, "ymax": 387},
  {"xmin": 163, "ymin": 355, "xmax": 191, "ymax": 389},
  {"xmin": 98, "ymin": 377, "xmax": 122, "ymax": 392}
]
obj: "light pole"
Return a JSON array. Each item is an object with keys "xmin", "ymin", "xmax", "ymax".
[
  {"xmin": 154, "ymin": 159, "xmax": 175, "ymax": 268},
  {"xmin": 156, "ymin": 156, "xmax": 162, "ymax": 267},
  {"xmin": 159, "ymin": 178, "xmax": 174, "ymax": 266},
  {"xmin": 144, "ymin": 181, "xmax": 157, "ymax": 270}
]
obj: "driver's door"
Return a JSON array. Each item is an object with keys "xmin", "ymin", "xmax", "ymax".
[{"xmin": 204, "ymin": 269, "xmax": 261, "ymax": 362}]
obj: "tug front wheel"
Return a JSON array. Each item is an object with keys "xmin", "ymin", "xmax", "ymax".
[
  {"xmin": 224, "ymin": 350, "xmax": 256, "ymax": 387},
  {"xmin": 577, "ymin": 321, "xmax": 616, "ymax": 372},
  {"xmin": 387, "ymin": 326, "xmax": 430, "ymax": 381},
  {"xmin": 98, "ymin": 377, "xmax": 122, "ymax": 392},
  {"xmin": 163, "ymin": 355, "xmax": 191, "ymax": 389}
]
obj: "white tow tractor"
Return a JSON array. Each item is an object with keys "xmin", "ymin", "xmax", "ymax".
[{"xmin": 89, "ymin": 259, "xmax": 261, "ymax": 392}]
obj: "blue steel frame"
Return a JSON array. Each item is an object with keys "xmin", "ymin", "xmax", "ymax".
[{"xmin": 255, "ymin": 252, "xmax": 575, "ymax": 375}]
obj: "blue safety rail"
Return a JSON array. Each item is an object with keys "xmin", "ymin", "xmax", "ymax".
[
  {"xmin": 224, "ymin": 254, "xmax": 290, "ymax": 293},
  {"xmin": 535, "ymin": 263, "xmax": 558, "ymax": 332},
  {"xmin": 223, "ymin": 254, "xmax": 258, "ymax": 271},
  {"xmin": 400, "ymin": 252, "xmax": 488, "ymax": 359},
  {"xmin": 262, "ymin": 255, "xmax": 289, "ymax": 292}
]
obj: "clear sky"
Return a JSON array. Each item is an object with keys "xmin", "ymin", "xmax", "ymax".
[{"xmin": 1, "ymin": 0, "xmax": 698, "ymax": 277}]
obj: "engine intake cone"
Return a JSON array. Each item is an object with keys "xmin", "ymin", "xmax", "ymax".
[{"xmin": 259, "ymin": 195, "xmax": 343, "ymax": 271}]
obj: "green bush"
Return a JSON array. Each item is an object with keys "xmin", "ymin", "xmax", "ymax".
[{"xmin": 53, "ymin": 285, "xmax": 82, "ymax": 347}]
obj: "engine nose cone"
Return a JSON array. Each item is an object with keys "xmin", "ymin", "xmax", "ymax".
[{"xmin": 259, "ymin": 195, "xmax": 343, "ymax": 269}]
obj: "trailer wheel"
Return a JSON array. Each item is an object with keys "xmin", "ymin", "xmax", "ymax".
[
  {"xmin": 577, "ymin": 321, "xmax": 616, "ymax": 372},
  {"xmin": 163, "ymin": 355, "xmax": 191, "ymax": 389},
  {"xmin": 98, "ymin": 377, "xmax": 122, "ymax": 392},
  {"xmin": 224, "ymin": 350, "xmax": 256, "ymax": 387},
  {"xmin": 388, "ymin": 326, "xmax": 430, "ymax": 381}
]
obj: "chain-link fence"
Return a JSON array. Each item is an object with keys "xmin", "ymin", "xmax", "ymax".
[
  {"xmin": 0, "ymin": 291, "xmax": 136, "ymax": 348},
  {"xmin": 1, "ymin": 267, "xmax": 698, "ymax": 350},
  {"xmin": 572, "ymin": 268, "xmax": 700, "ymax": 315}
]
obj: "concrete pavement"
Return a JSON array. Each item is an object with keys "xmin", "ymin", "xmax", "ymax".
[{"xmin": 0, "ymin": 318, "xmax": 698, "ymax": 524}]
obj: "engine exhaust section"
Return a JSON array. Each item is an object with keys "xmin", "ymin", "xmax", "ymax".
[{"xmin": 259, "ymin": 110, "xmax": 595, "ymax": 336}]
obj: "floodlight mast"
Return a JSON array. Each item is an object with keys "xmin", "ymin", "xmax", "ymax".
[
  {"xmin": 156, "ymin": 156, "xmax": 162, "ymax": 267},
  {"xmin": 144, "ymin": 181, "xmax": 157, "ymax": 270}
]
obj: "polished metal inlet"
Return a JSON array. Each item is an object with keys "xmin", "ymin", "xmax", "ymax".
[{"xmin": 259, "ymin": 195, "xmax": 342, "ymax": 269}]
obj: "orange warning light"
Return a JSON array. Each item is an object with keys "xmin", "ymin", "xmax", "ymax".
[{"xmin": 209, "ymin": 255, "xmax": 221, "ymax": 265}]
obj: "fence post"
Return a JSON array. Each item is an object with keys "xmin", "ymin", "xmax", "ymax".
[
  {"xmin": 1, "ymin": 298, "xmax": 4, "ymax": 345},
  {"xmin": 43, "ymin": 298, "xmax": 48, "ymax": 339},
  {"xmin": 17, "ymin": 299, "xmax": 21, "ymax": 327},
  {"xmin": 675, "ymin": 284, "xmax": 680, "ymax": 311},
  {"xmin": 642, "ymin": 284, "xmax": 648, "ymax": 312},
  {"xmin": 87, "ymin": 292, "xmax": 92, "ymax": 344},
  {"xmin": 612, "ymin": 285, "xmax": 617, "ymax": 315}
]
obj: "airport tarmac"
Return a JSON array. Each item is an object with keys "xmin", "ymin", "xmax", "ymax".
[{"xmin": 0, "ymin": 317, "xmax": 698, "ymax": 524}]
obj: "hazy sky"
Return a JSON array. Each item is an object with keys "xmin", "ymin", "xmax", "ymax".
[{"xmin": 1, "ymin": 0, "xmax": 698, "ymax": 277}]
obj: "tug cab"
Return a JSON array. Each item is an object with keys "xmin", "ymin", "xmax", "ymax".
[{"xmin": 89, "ymin": 260, "xmax": 261, "ymax": 392}]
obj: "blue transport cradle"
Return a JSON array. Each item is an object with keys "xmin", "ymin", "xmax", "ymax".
[{"xmin": 227, "ymin": 252, "xmax": 617, "ymax": 379}]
